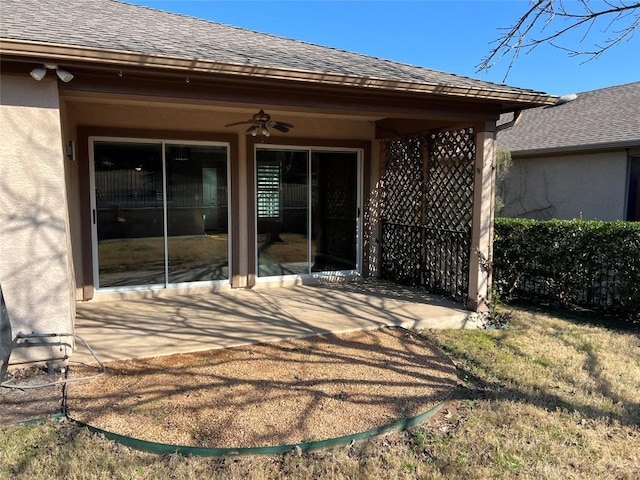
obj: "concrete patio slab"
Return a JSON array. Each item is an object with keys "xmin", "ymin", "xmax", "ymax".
[{"xmin": 72, "ymin": 279, "xmax": 478, "ymax": 364}]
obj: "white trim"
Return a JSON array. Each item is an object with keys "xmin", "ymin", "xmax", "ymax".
[
  {"xmin": 161, "ymin": 145, "xmax": 169, "ymax": 287},
  {"xmin": 356, "ymin": 149, "xmax": 363, "ymax": 273},
  {"xmin": 253, "ymin": 144, "xmax": 363, "ymax": 282}
]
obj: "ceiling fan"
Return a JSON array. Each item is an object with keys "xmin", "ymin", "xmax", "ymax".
[{"xmin": 224, "ymin": 109, "xmax": 294, "ymax": 137}]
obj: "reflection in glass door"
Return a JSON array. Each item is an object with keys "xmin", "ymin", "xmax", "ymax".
[
  {"xmin": 256, "ymin": 148, "xmax": 359, "ymax": 278},
  {"xmin": 91, "ymin": 140, "xmax": 229, "ymax": 290},
  {"xmin": 166, "ymin": 144, "xmax": 229, "ymax": 284},
  {"xmin": 93, "ymin": 142, "xmax": 165, "ymax": 287},
  {"xmin": 256, "ymin": 150, "xmax": 309, "ymax": 276}
]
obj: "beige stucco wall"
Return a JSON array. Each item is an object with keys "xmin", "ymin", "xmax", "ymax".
[
  {"xmin": 499, "ymin": 151, "xmax": 628, "ymax": 220},
  {"xmin": 0, "ymin": 75, "xmax": 75, "ymax": 364},
  {"xmin": 62, "ymin": 99, "xmax": 377, "ymax": 295}
]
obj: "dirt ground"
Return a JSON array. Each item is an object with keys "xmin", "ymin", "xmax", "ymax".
[
  {"xmin": 1, "ymin": 366, "xmax": 65, "ymax": 425},
  {"xmin": 4, "ymin": 328, "xmax": 459, "ymax": 449}
]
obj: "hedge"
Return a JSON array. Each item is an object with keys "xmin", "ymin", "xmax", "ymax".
[{"xmin": 493, "ymin": 218, "xmax": 640, "ymax": 323}]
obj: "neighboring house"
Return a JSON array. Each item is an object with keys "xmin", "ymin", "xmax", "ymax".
[
  {"xmin": 497, "ymin": 82, "xmax": 640, "ymax": 221},
  {"xmin": 0, "ymin": 0, "xmax": 554, "ymax": 365}
]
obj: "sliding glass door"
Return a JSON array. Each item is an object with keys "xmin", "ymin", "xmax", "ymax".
[
  {"xmin": 165, "ymin": 144, "xmax": 229, "ymax": 284},
  {"xmin": 256, "ymin": 148, "xmax": 360, "ymax": 279},
  {"xmin": 256, "ymin": 149, "xmax": 309, "ymax": 276},
  {"xmin": 91, "ymin": 139, "xmax": 229, "ymax": 290}
]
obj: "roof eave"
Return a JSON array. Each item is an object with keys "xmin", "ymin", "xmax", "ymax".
[
  {"xmin": 0, "ymin": 38, "xmax": 556, "ymax": 107},
  {"xmin": 503, "ymin": 140, "xmax": 640, "ymax": 157}
]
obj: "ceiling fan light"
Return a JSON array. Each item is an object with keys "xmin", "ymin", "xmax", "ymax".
[
  {"xmin": 249, "ymin": 125, "xmax": 259, "ymax": 137},
  {"xmin": 261, "ymin": 127, "xmax": 270, "ymax": 137}
]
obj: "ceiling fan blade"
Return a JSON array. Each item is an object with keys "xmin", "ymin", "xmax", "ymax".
[
  {"xmin": 269, "ymin": 121, "xmax": 294, "ymax": 132},
  {"xmin": 224, "ymin": 119, "xmax": 253, "ymax": 127}
]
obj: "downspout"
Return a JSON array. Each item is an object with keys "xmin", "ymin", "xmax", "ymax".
[{"xmin": 495, "ymin": 109, "xmax": 523, "ymax": 133}]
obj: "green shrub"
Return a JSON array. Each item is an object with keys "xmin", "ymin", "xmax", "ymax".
[{"xmin": 493, "ymin": 219, "xmax": 640, "ymax": 323}]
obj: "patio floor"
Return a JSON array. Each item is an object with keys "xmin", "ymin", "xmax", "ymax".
[{"xmin": 73, "ymin": 279, "xmax": 477, "ymax": 364}]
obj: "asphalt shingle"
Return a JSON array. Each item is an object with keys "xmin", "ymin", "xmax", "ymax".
[
  {"xmin": 497, "ymin": 82, "xmax": 640, "ymax": 154},
  {"xmin": 0, "ymin": 0, "xmax": 546, "ymax": 97}
]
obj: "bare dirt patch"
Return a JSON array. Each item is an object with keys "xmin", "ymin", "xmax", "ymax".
[
  {"xmin": 1, "ymin": 366, "xmax": 65, "ymax": 425},
  {"xmin": 66, "ymin": 327, "xmax": 458, "ymax": 448}
]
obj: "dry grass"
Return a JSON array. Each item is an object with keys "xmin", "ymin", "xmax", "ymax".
[
  {"xmin": 258, "ymin": 233, "xmax": 310, "ymax": 264},
  {"xmin": 2, "ymin": 307, "xmax": 639, "ymax": 480},
  {"xmin": 98, "ymin": 235, "xmax": 228, "ymax": 272}
]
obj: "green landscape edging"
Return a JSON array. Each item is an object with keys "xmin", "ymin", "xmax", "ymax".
[
  {"xmin": 64, "ymin": 325, "xmax": 458, "ymax": 456},
  {"xmin": 17, "ymin": 412, "xmax": 66, "ymax": 426},
  {"xmin": 69, "ymin": 397, "xmax": 449, "ymax": 457}
]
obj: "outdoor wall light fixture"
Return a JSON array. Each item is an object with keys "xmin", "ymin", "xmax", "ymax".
[{"xmin": 30, "ymin": 64, "xmax": 74, "ymax": 82}]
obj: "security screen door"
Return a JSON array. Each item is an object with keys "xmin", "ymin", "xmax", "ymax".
[
  {"xmin": 256, "ymin": 148, "xmax": 360, "ymax": 278},
  {"xmin": 91, "ymin": 140, "xmax": 229, "ymax": 289}
]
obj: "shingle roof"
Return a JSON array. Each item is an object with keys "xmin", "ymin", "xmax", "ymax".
[
  {"xmin": 0, "ymin": 0, "xmax": 548, "ymax": 99},
  {"xmin": 497, "ymin": 82, "xmax": 640, "ymax": 155}
]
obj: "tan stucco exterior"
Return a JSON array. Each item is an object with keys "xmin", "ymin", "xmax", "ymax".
[
  {"xmin": 0, "ymin": 66, "xmax": 507, "ymax": 367},
  {"xmin": 0, "ymin": 42, "xmax": 554, "ymax": 366},
  {"xmin": 499, "ymin": 151, "xmax": 629, "ymax": 221},
  {"xmin": 0, "ymin": 74, "xmax": 75, "ymax": 363},
  {"xmin": 0, "ymin": 0, "xmax": 562, "ymax": 368}
]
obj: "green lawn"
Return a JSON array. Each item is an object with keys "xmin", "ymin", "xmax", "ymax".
[{"xmin": 2, "ymin": 307, "xmax": 638, "ymax": 480}]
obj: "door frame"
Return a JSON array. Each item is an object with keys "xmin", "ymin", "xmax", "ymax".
[{"xmin": 252, "ymin": 143, "xmax": 364, "ymax": 285}]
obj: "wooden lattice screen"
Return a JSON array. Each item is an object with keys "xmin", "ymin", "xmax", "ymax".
[{"xmin": 379, "ymin": 129, "xmax": 475, "ymax": 303}]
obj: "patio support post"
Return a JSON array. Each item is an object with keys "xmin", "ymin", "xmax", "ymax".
[
  {"xmin": 0, "ymin": 75, "xmax": 76, "ymax": 363},
  {"xmin": 467, "ymin": 120, "xmax": 496, "ymax": 312}
]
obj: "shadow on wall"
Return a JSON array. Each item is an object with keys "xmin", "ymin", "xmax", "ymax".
[{"xmin": 0, "ymin": 109, "xmax": 74, "ymax": 364}]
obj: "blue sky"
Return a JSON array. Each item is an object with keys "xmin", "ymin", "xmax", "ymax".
[{"xmin": 129, "ymin": 0, "xmax": 639, "ymax": 95}]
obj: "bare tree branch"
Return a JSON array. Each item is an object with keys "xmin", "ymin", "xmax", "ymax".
[{"xmin": 478, "ymin": 0, "xmax": 640, "ymax": 81}]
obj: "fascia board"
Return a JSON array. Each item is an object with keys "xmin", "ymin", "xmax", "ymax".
[{"xmin": 0, "ymin": 38, "xmax": 557, "ymax": 107}]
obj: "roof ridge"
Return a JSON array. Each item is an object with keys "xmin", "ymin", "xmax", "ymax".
[{"xmin": 576, "ymin": 80, "xmax": 640, "ymax": 95}]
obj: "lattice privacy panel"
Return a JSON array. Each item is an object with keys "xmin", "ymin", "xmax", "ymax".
[
  {"xmin": 426, "ymin": 129, "xmax": 475, "ymax": 230},
  {"xmin": 422, "ymin": 128, "xmax": 475, "ymax": 301},
  {"xmin": 379, "ymin": 137, "xmax": 427, "ymax": 285},
  {"xmin": 380, "ymin": 137, "xmax": 427, "ymax": 224},
  {"xmin": 379, "ymin": 129, "xmax": 475, "ymax": 303}
]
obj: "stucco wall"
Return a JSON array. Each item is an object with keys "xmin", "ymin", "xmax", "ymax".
[
  {"xmin": 0, "ymin": 75, "xmax": 75, "ymax": 364},
  {"xmin": 499, "ymin": 151, "xmax": 628, "ymax": 221}
]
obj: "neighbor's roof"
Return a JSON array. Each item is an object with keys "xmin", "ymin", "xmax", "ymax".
[
  {"xmin": 497, "ymin": 82, "xmax": 640, "ymax": 156},
  {"xmin": 0, "ymin": 0, "xmax": 553, "ymax": 105}
]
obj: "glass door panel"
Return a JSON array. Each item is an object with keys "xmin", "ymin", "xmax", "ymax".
[
  {"xmin": 256, "ymin": 149, "xmax": 309, "ymax": 276},
  {"xmin": 311, "ymin": 152, "xmax": 358, "ymax": 272},
  {"xmin": 93, "ymin": 142, "xmax": 165, "ymax": 287},
  {"xmin": 165, "ymin": 144, "xmax": 229, "ymax": 283}
]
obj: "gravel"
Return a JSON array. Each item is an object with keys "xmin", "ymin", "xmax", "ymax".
[{"xmin": 66, "ymin": 327, "xmax": 458, "ymax": 448}]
